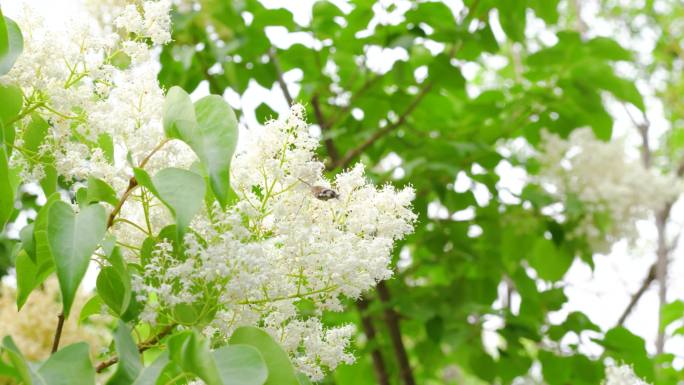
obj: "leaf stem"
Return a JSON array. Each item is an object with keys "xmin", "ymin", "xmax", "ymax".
[
  {"xmin": 50, "ymin": 312, "xmax": 65, "ymax": 354},
  {"xmin": 95, "ymin": 323, "xmax": 177, "ymax": 373}
]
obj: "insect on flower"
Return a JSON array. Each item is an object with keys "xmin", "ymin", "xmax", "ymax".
[
  {"xmin": 311, "ymin": 186, "xmax": 340, "ymax": 201},
  {"xmin": 297, "ymin": 178, "xmax": 340, "ymax": 201}
]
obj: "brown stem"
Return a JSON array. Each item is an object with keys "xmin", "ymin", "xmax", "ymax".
[
  {"xmin": 328, "ymin": 82, "xmax": 433, "ymax": 171},
  {"xmin": 616, "ymin": 263, "xmax": 655, "ymax": 326},
  {"xmin": 311, "ymin": 94, "xmax": 340, "ymax": 165},
  {"xmin": 356, "ymin": 298, "xmax": 390, "ymax": 385},
  {"xmin": 655, "ymin": 204, "xmax": 672, "ymax": 354},
  {"xmin": 107, "ymin": 177, "xmax": 139, "ymax": 229},
  {"xmin": 106, "ymin": 138, "xmax": 170, "ymax": 228},
  {"xmin": 50, "ymin": 312, "xmax": 65, "ymax": 354},
  {"xmin": 95, "ymin": 323, "xmax": 176, "ymax": 373},
  {"xmin": 376, "ymin": 281, "xmax": 415, "ymax": 385},
  {"xmin": 269, "ymin": 47, "xmax": 293, "ymax": 106}
]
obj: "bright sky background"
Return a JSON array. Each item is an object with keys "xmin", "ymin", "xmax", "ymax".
[{"xmin": 4, "ymin": 0, "xmax": 684, "ymax": 367}]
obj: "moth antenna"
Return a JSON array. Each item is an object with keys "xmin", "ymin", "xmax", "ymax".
[{"xmin": 296, "ymin": 177, "xmax": 313, "ymax": 187}]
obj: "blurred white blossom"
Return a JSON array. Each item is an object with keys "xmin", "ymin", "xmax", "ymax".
[
  {"xmin": 537, "ymin": 128, "xmax": 680, "ymax": 253},
  {"xmin": 604, "ymin": 364, "xmax": 650, "ymax": 385}
]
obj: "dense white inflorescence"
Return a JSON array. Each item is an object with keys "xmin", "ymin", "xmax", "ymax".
[
  {"xmin": 3, "ymin": 0, "xmax": 192, "ymax": 193},
  {"xmin": 537, "ymin": 128, "xmax": 679, "ymax": 253},
  {"xmin": 134, "ymin": 106, "xmax": 417, "ymax": 379},
  {"xmin": 604, "ymin": 364, "xmax": 650, "ymax": 385},
  {"xmin": 2, "ymin": 2, "xmax": 416, "ymax": 380}
]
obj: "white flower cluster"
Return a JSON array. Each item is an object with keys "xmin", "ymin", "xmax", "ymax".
[
  {"xmin": 3, "ymin": 0, "xmax": 190, "ymax": 193},
  {"xmin": 133, "ymin": 106, "xmax": 416, "ymax": 379},
  {"xmin": 3, "ymin": 2, "xmax": 417, "ymax": 380},
  {"xmin": 604, "ymin": 364, "xmax": 650, "ymax": 385},
  {"xmin": 537, "ymin": 128, "xmax": 679, "ymax": 253}
]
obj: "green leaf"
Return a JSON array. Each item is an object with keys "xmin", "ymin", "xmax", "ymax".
[
  {"xmin": 528, "ymin": 238, "xmax": 574, "ymax": 281},
  {"xmin": 0, "ymin": 8, "xmax": 8, "ymax": 59},
  {"xmin": 0, "ymin": 84, "xmax": 22, "ymax": 129},
  {"xmin": 23, "ymin": 114, "xmax": 48, "ymax": 154},
  {"xmin": 168, "ymin": 331, "xmax": 222, "ymax": 385},
  {"xmin": 0, "ymin": 122, "xmax": 13, "ymax": 228},
  {"xmin": 79, "ymin": 295, "xmax": 104, "ymax": 324},
  {"xmin": 229, "ymin": 327, "xmax": 300, "ymax": 385},
  {"xmin": 87, "ymin": 177, "xmax": 119, "ymax": 206},
  {"xmin": 16, "ymin": 194, "xmax": 60, "ymax": 308},
  {"xmin": 213, "ymin": 345, "xmax": 268, "ymax": 385},
  {"xmin": 661, "ymin": 300, "xmax": 684, "ymax": 331},
  {"xmin": 162, "ymin": 86, "xmax": 239, "ymax": 207},
  {"xmin": 15, "ymin": 249, "xmax": 53, "ymax": 309},
  {"xmin": 97, "ymin": 266, "xmax": 131, "ymax": 315},
  {"xmin": 48, "ymin": 202, "xmax": 107, "ymax": 317},
  {"xmin": 131, "ymin": 352, "xmax": 169, "ymax": 385},
  {"xmin": 163, "ymin": 85, "xmax": 196, "ymax": 139},
  {"xmin": 0, "ymin": 15, "xmax": 22, "ymax": 75},
  {"xmin": 2, "ymin": 336, "xmax": 40, "ymax": 385},
  {"xmin": 106, "ymin": 321, "xmax": 142, "ymax": 385},
  {"xmin": 134, "ymin": 167, "xmax": 205, "ymax": 239},
  {"xmin": 38, "ymin": 343, "xmax": 95, "ymax": 385},
  {"xmin": 599, "ymin": 327, "xmax": 654, "ymax": 381}
]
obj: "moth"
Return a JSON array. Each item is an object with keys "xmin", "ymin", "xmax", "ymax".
[
  {"xmin": 310, "ymin": 186, "xmax": 340, "ymax": 201},
  {"xmin": 297, "ymin": 178, "xmax": 340, "ymax": 201}
]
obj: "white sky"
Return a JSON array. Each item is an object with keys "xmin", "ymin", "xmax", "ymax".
[{"xmin": 4, "ymin": 0, "xmax": 684, "ymax": 368}]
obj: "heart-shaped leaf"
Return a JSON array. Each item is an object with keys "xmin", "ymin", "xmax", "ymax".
[
  {"xmin": 162, "ymin": 86, "xmax": 238, "ymax": 207},
  {"xmin": 48, "ymin": 202, "xmax": 107, "ymax": 316},
  {"xmin": 134, "ymin": 167, "xmax": 205, "ymax": 240},
  {"xmin": 229, "ymin": 327, "xmax": 300, "ymax": 385}
]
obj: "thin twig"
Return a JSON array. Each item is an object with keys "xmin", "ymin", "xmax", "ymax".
[
  {"xmin": 328, "ymin": 82, "xmax": 433, "ymax": 171},
  {"xmin": 616, "ymin": 263, "xmax": 655, "ymax": 326},
  {"xmin": 376, "ymin": 281, "xmax": 415, "ymax": 385},
  {"xmin": 50, "ymin": 312, "xmax": 65, "ymax": 354},
  {"xmin": 356, "ymin": 298, "xmax": 390, "ymax": 385},
  {"xmin": 312, "ymin": 94, "xmax": 340, "ymax": 165},
  {"xmin": 95, "ymin": 323, "xmax": 176, "ymax": 373},
  {"xmin": 269, "ymin": 47, "xmax": 293, "ymax": 106}
]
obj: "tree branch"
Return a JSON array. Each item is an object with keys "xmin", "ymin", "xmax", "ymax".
[
  {"xmin": 328, "ymin": 82, "xmax": 433, "ymax": 171},
  {"xmin": 376, "ymin": 281, "xmax": 415, "ymax": 385},
  {"xmin": 616, "ymin": 263, "xmax": 655, "ymax": 326},
  {"xmin": 269, "ymin": 47, "xmax": 293, "ymax": 106},
  {"xmin": 95, "ymin": 323, "xmax": 176, "ymax": 373},
  {"xmin": 356, "ymin": 298, "xmax": 390, "ymax": 385},
  {"xmin": 311, "ymin": 94, "xmax": 340, "ymax": 165},
  {"xmin": 50, "ymin": 312, "xmax": 65, "ymax": 354}
]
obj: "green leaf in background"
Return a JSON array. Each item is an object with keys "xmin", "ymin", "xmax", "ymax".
[
  {"xmin": 48, "ymin": 202, "xmax": 107, "ymax": 317},
  {"xmin": 162, "ymin": 86, "xmax": 239, "ymax": 207},
  {"xmin": 168, "ymin": 331, "xmax": 222, "ymax": 385},
  {"xmin": 0, "ymin": 15, "xmax": 23, "ymax": 76},
  {"xmin": 38, "ymin": 343, "xmax": 95, "ymax": 385},
  {"xmin": 660, "ymin": 300, "xmax": 684, "ymax": 331},
  {"xmin": 106, "ymin": 321, "xmax": 142, "ymax": 385},
  {"xmin": 213, "ymin": 345, "xmax": 268, "ymax": 385},
  {"xmin": 134, "ymin": 167, "xmax": 205, "ymax": 239},
  {"xmin": 528, "ymin": 238, "xmax": 574, "ymax": 282},
  {"xmin": 599, "ymin": 327, "xmax": 654, "ymax": 381},
  {"xmin": 86, "ymin": 177, "xmax": 119, "ymax": 206},
  {"xmin": 229, "ymin": 326, "xmax": 300, "ymax": 385}
]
